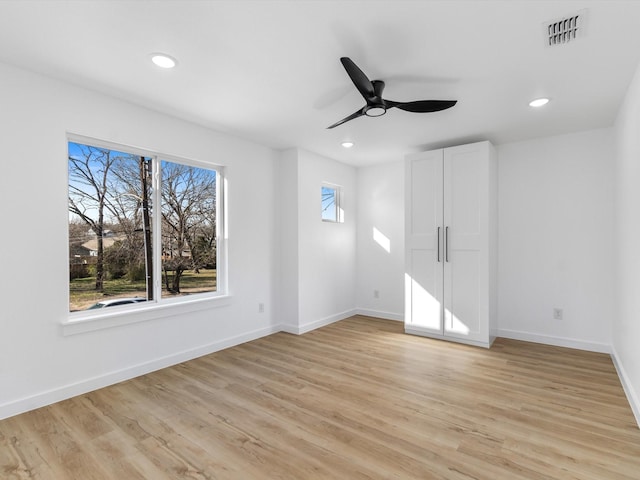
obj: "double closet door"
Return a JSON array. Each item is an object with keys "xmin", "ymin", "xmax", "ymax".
[{"xmin": 404, "ymin": 141, "xmax": 496, "ymax": 348}]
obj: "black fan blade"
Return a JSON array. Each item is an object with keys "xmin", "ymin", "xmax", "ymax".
[
  {"xmin": 327, "ymin": 108, "xmax": 364, "ymax": 129},
  {"xmin": 390, "ymin": 99, "xmax": 457, "ymax": 113},
  {"xmin": 340, "ymin": 57, "xmax": 375, "ymax": 100}
]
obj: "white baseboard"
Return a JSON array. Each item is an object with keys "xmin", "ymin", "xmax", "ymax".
[
  {"xmin": 0, "ymin": 324, "xmax": 281, "ymax": 421},
  {"xmin": 5, "ymin": 318, "xmax": 636, "ymax": 432},
  {"xmin": 355, "ymin": 308, "xmax": 404, "ymax": 322},
  {"xmin": 496, "ymin": 328, "xmax": 611, "ymax": 353},
  {"xmin": 1, "ymin": 310, "xmax": 360, "ymax": 420},
  {"xmin": 611, "ymin": 346, "xmax": 640, "ymax": 429},
  {"xmin": 484, "ymin": 329, "xmax": 640, "ymax": 428},
  {"xmin": 279, "ymin": 309, "xmax": 358, "ymax": 335}
]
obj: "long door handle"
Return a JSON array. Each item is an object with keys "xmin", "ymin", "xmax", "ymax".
[
  {"xmin": 437, "ymin": 226, "xmax": 441, "ymax": 262},
  {"xmin": 445, "ymin": 226, "xmax": 449, "ymax": 262}
]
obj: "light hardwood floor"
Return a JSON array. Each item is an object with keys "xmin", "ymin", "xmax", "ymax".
[{"xmin": 1, "ymin": 316, "xmax": 639, "ymax": 479}]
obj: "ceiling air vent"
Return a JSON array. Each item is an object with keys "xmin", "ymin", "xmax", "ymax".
[{"xmin": 544, "ymin": 9, "xmax": 587, "ymax": 46}]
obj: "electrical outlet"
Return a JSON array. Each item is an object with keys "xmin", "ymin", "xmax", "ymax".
[
  {"xmin": 553, "ymin": 308, "xmax": 563, "ymax": 320},
  {"xmin": 258, "ymin": 303, "xmax": 264, "ymax": 313},
  {"xmin": 374, "ymin": 289, "xmax": 380, "ymax": 299}
]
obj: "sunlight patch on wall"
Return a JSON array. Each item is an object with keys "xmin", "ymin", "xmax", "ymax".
[{"xmin": 373, "ymin": 227, "xmax": 391, "ymax": 253}]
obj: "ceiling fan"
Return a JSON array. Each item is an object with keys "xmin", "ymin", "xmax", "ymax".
[{"xmin": 327, "ymin": 57, "xmax": 457, "ymax": 129}]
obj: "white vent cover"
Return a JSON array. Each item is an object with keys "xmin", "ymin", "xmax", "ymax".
[{"xmin": 544, "ymin": 9, "xmax": 587, "ymax": 46}]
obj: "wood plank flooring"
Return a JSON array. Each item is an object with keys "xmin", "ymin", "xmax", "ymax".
[{"xmin": 1, "ymin": 316, "xmax": 639, "ymax": 479}]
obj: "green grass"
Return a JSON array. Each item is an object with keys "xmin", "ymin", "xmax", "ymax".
[{"xmin": 69, "ymin": 269, "xmax": 217, "ymax": 311}]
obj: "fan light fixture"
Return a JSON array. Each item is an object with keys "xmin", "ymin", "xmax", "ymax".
[
  {"xmin": 364, "ymin": 106, "xmax": 386, "ymax": 117},
  {"xmin": 341, "ymin": 141, "xmax": 354, "ymax": 148},
  {"xmin": 151, "ymin": 53, "xmax": 177, "ymax": 69},
  {"xmin": 529, "ymin": 97, "xmax": 550, "ymax": 107}
]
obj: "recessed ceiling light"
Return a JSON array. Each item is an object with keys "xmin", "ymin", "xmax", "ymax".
[
  {"xmin": 341, "ymin": 141, "xmax": 354, "ymax": 148},
  {"xmin": 529, "ymin": 97, "xmax": 550, "ymax": 107},
  {"xmin": 151, "ymin": 53, "xmax": 177, "ymax": 69}
]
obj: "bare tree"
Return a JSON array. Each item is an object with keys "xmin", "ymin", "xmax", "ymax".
[
  {"xmin": 109, "ymin": 157, "xmax": 154, "ymax": 299},
  {"xmin": 68, "ymin": 219, "xmax": 91, "ymax": 249},
  {"xmin": 69, "ymin": 143, "xmax": 216, "ymax": 298},
  {"xmin": 69, "ymin": 144, "xmax": 153, "ymax": 295},
  {"xmin": 161, "ymin": 162, "xmax": 216, "ymax": 293},
  {"xmin": 68, "ymin": 145, "xmax": 115, "ymax": 291}
]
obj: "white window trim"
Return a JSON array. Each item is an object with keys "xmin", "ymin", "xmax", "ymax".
[
  {"xmin": 321, "ymin": 182, "xmax": 344, "ymax": 223},
  {"xmin": 62, "ymin": 294, "xmax": 232, "ymax": 336},
  {"xmin": 65, "ymin": 133, "xmax": 227, "ymax": 332}
]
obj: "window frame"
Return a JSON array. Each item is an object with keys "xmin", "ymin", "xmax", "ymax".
[
  {"xmin": 65, "ymin": 133, "xmax": 227, "ymax": 333},
  {"xmin": 321, "ymin": 182, "xmax": 344, "ymax": 223}
]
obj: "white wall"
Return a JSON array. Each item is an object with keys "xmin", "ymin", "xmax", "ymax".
[
  {"xmin": 497, "ymin": 129, "xmax": 614, "ymax": 352},
  {"xmin": 613, "ymin": 61, "xmax": 640, "ymax": 424},
  {"xmin": 276, "ymin": 149, "xmax": 300, "ymax": 330},
  {"xmin": 354, "ymin": 132, "xmax": 616, "ymax": 354},
  {"xmin": 297, "ymin": 149, "xmax": 357, "ymax": 331},
  {"xmin": 0, "ymin": 56, "xmax": 633, "ymax": 422},
  {"xmin": 275, "ymin": 148, "xmax": 358, "ymax": 333},
  {"xmin": 0, "ymin": 62, "xmax": 280, "ymax": 419},
  {"xmin": 356, "ymin": 161, "xmax": 405, "ymax": 320}
]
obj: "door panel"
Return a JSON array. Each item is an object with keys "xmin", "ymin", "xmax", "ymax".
[
  {"xmin": 405, "ymin": 151, "xmax": 443, "ymax": 331},
  {"xmin": 410, "ymin": 250, "xmax": 443, "ymax": 332},
  {"xmin": 444, "ymin": 250, "xmax": 481, "ymax": 339},
  {"xmin": 410, "ymin": 152, "xmax": 442, "ymax": 236},
  {"xmin": 448, "ymin": 151, "xmax": 480, "ymax": 236},
  {"xmin": 443, "ymin": 144, "xmax": 487, "ymax": 342}
]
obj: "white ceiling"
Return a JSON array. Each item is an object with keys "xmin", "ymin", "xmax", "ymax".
[{"xmin": 1, "ymin": 1, "xmax": 639, "ymax": 166}]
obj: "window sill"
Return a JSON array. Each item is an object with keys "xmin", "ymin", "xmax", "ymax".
[{"xmin": 62, "ymin": 294, "xmax": 232, "ymax": 336}]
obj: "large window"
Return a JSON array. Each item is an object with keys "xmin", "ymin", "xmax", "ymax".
[{"xmin": 68, "ymin": 137, "xmax": 223, "ymax": 313}]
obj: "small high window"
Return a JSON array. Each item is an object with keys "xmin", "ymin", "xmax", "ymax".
[{"xmin": 321, "ymin": 184, "xmax": 343, "ymax": 223}]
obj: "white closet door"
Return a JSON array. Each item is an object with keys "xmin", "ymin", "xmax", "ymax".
[
  {"xmin": 443, "ymin": 143, "xmax": 488, "ymax": 342},
  {"xmin": 405, "ymin": 150, "xmax": 444, "ymax": 333}
]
